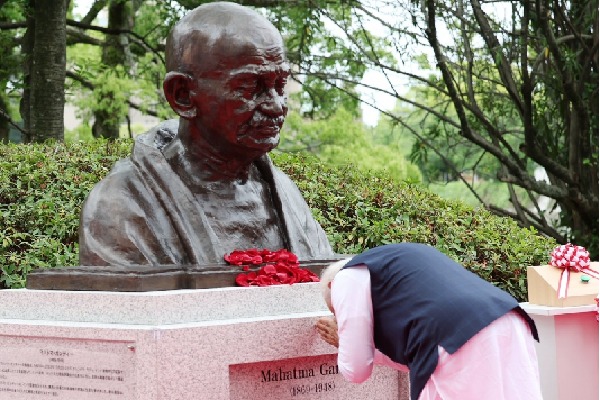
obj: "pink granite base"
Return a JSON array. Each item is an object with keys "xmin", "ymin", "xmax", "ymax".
[
  {"xmin": 0, "ymin": 286, "xmax": 410, "ymax": 400},
  {"xmin": 229, "ymin": 354, "xmax": 398, "ymax": 400}
]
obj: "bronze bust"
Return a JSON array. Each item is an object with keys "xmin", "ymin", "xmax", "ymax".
[{"xmin": 78, "ymin": 2, "xmax": 334, "ymax": 266}]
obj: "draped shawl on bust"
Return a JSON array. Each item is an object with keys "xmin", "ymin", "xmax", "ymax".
[{"xmin": 79, "ymin": 120, "xmax": 334, "ymax": 266}]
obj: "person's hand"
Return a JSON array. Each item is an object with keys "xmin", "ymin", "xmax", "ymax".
[{"xmin": 316, "ymin": 316, "xmax": 339, "ymax": 348}]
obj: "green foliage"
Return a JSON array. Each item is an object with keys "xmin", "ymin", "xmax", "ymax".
[
  {"xmin": 273, "ymin": 152, "xmax": 555, "ymax": 301},
  {"xmin": 266, "ymin": 1, "xmax": 390, "ymax": 118},
  {"xmin": 380, "ymin": 84, "xmax": 522, "ymax": 184},
  {"xmin": 0, "ymin": 139, "xmax": 555, "ymax": 300},
  {"xmin": 73, "ymin": 66, "xmax": 136, "ymax": 127},
  {"xmin": 64, "ymin": 123, "xmax": 95, "ymax": 143},
  {"xmin": 0, "ymin": 140, "xmax": 131, "ymax": 288},
  {"xmin": 0, "ymin": 0, "xmax": 26, "ymax": 116},
  {"xmin": 64, "ymin": 8, "xmax": 176, "ymax": 132},
  {"xmin": 429, "ymin": 181, "xmax": 532, "ymax": 210},
  {"xmin": 280, "ymin": 108, "xmax": 422, "ymax": 183}
]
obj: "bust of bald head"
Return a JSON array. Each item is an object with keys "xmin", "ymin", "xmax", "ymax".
[
  {"xmin": 160, "ymin": 2, "xmax": 290, "ymax": 184},
  {"xmin": 165, "ymin": 2, "xmax": 285, "ymax": 74}
]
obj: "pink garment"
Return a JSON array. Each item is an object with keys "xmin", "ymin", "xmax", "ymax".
[{"xmin": 331, "ymin": 267, "xmax": 543, "ymax": 400}]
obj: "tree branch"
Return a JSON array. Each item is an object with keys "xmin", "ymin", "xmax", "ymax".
[
  {"xmin": 65, "ymin": 70, "xmax": 160, "ymax": 118},
  {"xmin": 66, "ymin": 26, "xmax": 103, "ymax": 46},
  {"xmin": 487, "ymin": 204, "xmax": 565, "ymax": 242},
  {"xmin": 299, "ymin": 71, "xmax": 461, "ymax": 130},
  {"xmin": 0, "ymin": 19, "xmax": 165, "ymax": 63},
  {"xmin": 469, "ymin": 0, "xmax": 525, "ymax": 116},
  {"xmin": 307, "ymin": 71, "xmax": 491, "ymax": 207},
  {"xmin": 0, "ymin": 106, "xmax": 30, "ymax": 141},
  {"xmin": 535, "ymin": 1, "xmax": 585, "ymax": 119},
  {"xmin": 424, "ymin": 1, "xmax": 526, "ymax": 184},
  {"xmin": 80, "ymin": 0, "xmax": 109, "ymax": 26},
  {"xmin": 0, "ymin": 21, "xmax": 27, "ymax": 29},
  {"xmin": 65, "ymin": 19, "xmax": 164, "ymax": 64}
]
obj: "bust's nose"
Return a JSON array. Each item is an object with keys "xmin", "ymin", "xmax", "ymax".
[{"xmin": 259, "ymin": 88, "xmax": 287, "ymax": 117}]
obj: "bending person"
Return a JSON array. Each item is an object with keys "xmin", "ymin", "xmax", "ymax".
[{"xmin": 316, "ymin": 242, "xmax": 542, "ymax": 400}]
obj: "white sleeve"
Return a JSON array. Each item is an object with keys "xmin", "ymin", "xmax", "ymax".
[
  {"xmin": 332, "ymin": 268, "xmax": 409, "ymax": 380},
  {"xmin": 331, "ymin": 268, "xmax": 377, "ymax": 383}
]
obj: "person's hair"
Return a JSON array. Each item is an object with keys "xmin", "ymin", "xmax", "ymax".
[{"xmin": 320, "ymin": 257, "xmax": 352, "ymax": 309}]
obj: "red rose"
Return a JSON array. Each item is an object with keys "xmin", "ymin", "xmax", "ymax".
[
  {"xmin": 235, "ymin": 273, "xmax": 249, "ymax": 287},
  {"xmin": 262, "ymin": 264, "xmax": 277, "ymax": 275},
  {"xmin": 224, "ymin": 251, "xmax": 248, "ymax": 265},
  {"xmin": 224, "ymin": 249, "xmax": 319, "ymax": 287}
]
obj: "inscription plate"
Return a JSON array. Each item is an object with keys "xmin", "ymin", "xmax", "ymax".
[
  {"xmin": 0, "ymin": 336, "xmax": 135, "ymax": 399},
  {"xmin": 229, "ymin": 354, "xmax": 399, "ymax": 400}
]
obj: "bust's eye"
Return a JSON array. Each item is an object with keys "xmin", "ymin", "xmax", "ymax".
[
  {"xmin": 274, "ymin": 77, "xmax": 287, "ymax": 96},
  {"xmin": 234, "ymin": 81, "xmax": 259, "ymax": 98},
  {"xmin": 236, "ymin": 86, "xmax": 255, "ymax": 97}
]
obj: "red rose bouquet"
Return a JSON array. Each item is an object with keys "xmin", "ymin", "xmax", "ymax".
[{"xmin": 224, "ymin": 248, "xmax": 319, "ymax": 287}]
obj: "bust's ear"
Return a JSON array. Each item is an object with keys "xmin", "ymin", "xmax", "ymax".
[{"xmin": 163, "ymin": 72, "xmax": 197, "ymax": 119}]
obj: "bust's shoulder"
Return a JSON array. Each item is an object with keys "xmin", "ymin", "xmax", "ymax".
[
  {"xmin": 85, "ymin": 158, "xmax": 136, "ymax": 203},
  {"xmin": 136, "ymin": 119, "xmax": 179, "ymax": 150}
]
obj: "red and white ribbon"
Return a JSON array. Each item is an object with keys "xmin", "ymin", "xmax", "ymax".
[{"xmin": 549, "ymin": 244, "xmax": 597, "ymax": 299}]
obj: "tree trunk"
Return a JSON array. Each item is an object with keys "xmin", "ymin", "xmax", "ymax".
[
  {"xmin": 28, "ymin": 0, "xmax": 67, "ymax": 142},
  {"xmin": 19, "ymin": 0, "xmax": 35, "ymax": 141},
  {"xmin": 92, "ymin": 0, "xmax": 131, "ymax": 139},
  {"xmin": 0, "ymin": 94, "xmax": 8, "ymax": 144}
]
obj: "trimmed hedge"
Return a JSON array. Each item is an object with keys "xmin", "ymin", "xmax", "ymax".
[
  {"xmin": 0, "ymin": 140, "xmax": 132, "ymax": 288},
  {"xmin": 0, "ymin": 141, "xmax": 556, "ymax": 300}
]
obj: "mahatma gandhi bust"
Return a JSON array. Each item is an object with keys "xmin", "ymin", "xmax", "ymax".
[{"xmin": 78, "ymin": 2, "xmax": 334, "ymax": 266}]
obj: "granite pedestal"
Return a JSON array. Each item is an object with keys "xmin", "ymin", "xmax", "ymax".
[{"xmin": 0, "ymin": 284, "xmax": 409, "ymax": 400}]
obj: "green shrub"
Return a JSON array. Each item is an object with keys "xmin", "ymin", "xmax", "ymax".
[
  {"xmin": 0, "ymin": 142, "xmax": 556, "ymax": 300},
  {"xmin": 273, "ymin": 152, "xmax": 556, "ymax": 301},
  {"xmin": 0, "ymin": 140, "xmax": 131, "ymax": 288}
]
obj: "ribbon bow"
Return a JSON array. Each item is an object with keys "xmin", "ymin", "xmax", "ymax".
[{"xmin": 550, "ymin": 243, "xmax": 598, "ymax": 299}]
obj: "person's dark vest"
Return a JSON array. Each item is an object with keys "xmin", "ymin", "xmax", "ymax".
[{"xmin": 343, "ymin": 243, "xmax": 538, "ymax": 400}]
